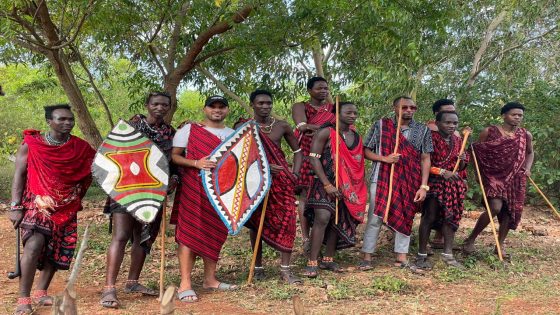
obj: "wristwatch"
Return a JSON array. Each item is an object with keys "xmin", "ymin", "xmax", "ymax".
[
  {"xmin": 420, "ymin": 185, "xmax": 430, "ymax": 191},
  {"xmin": 10, "ymin": 201, "xmax": 19, "ymax": 207}
]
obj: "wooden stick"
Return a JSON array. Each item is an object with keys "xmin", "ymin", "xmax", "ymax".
[
  {"xmin": 471, "ymin": 147, "xmax": 503, "ymax": 261},
  {"xmin": 335, "ymin": 96, "xmax": 340, "ymax": 225},
  {"xmin": 247, "ymin": 192, "xmax": 270, "ymax": 284},
  {"xmin": 528, "ymin": 176, "xmax": 560, "ymax": 220},
  {"xmin": 452, "ymin": 129, "xmax": 471, "ymax": 173},
  {"xmin": 159, "ymin": 200, "xmax": 167, "ymax": 300},
  {"xmin": 383, "ymin": 101, "xmax": 403, "ymax": 223}
]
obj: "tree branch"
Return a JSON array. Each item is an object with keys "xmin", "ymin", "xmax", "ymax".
[
  {"xmin": 466, "ymin": 10, "xmax": 508, "ymax": 87},
  {"xmin": 194, "ymin": 46, "xmax": 235, "ymax": 65},
  {"xmin": 50, "ymin": 0, "xmax": 96, "ymax": 50},
  {"xmin": 148, "ymin": 44, "xmax": 167, "ymax": 76},
  {"xmin": 167, "ymin": 1, "xmax": 192, "ymax": 73}
]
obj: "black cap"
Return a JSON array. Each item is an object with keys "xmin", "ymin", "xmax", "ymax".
[{"xmin": 204, "ymin": 95, "xmax": 229, "ymax": 107}]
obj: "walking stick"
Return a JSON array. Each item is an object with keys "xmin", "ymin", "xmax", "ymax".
[
  {"xmin": 528, "ymin": 176, "xmax": 560, "ymax": 220},
  {"xmin": 159, "ymin": 199, "xmax": 167, "ymax": 300},
  {"xmin": 383, "ymin": 101, "xmax": 403, "ymax": 223},
  {"xmin": 452, "ymin": 129, "xmax": 471, "ymax": 173},
  {"xmin": 471, "ymin": 147, "xmax": 503, "ymax": 261},
  {"xmin": 247, "ymin": 191, "xmax": 270, "ymax": 284},
  {"xmin": 335, "ymin": 96, "xmax": 340, "ymax": 225},
  {"xmin": 7, "ymin": 227, "xmax": 21, "ymax": 279}
]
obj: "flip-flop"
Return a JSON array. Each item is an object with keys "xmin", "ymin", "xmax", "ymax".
[
  {"xmin": 319, "ymin": 261, "xmax": 345, "ymax": 273},
  {"xmin": 357, "ymin": 260, "xmax": 374, "ymax": 271},
  {"xmin": 34, "ymin": 295, "xmax": 53, "ymax": 306},
  {"xmin": 124, "ymin": 282, "xmax": 158, "ymax": 296},
  {"xmin": 100, "ymin": 287, "xmax": 120, "ymax": 309},
  {"xmin": 204, "ymin": 282, "xmax": 238, "ymax": 291},
  {"xmin": 394, "ymin": 261, "xmax": 426, "ymax": 274},
  {"xmin": 253, "ymin": 267, "xmax": 266, "ymax": 281},
  {"xmin": 178, "ymin": 289, "xmax": 198, "ymax": 303},
  {"xmin": 280, "ymin": 267, "xmax": 303, "ymax": 285}
]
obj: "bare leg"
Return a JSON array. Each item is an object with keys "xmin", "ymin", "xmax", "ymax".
[
  {"xmin": 35, "ymin": 260, "xmax": 56, "ymax": 291},
  {"xmin": 177, "ymin": 245, "xmax": 197, "ymax": 293},
  {"xmin": 497, "ymin": 210, "xmax": 511, "ymax": 256},
  {"xmin": 19, "ymin": 232, "xmax": 46, "ymax": 297},
  {"xmin": 127, "ymin": 220, "xmax": 146, "ymax": 281},
  {"xmin": 463, "ymin": 198, "xmax": 502, "ymax": 252},
  {"xmin": 323, "ymin": 226, "xmax": 337, "ymax": 258},
  {"xmin": 441, "ymin": 223, "xmax": 455, "ymax": 255},
  {"xmin": 418, "ymin": 198, "xmax": 438, "ymax": 255},
  {"xmin": 104, "ymin": 213, "xmax": 134, "ymax": 287},
  {"xmin": 249, "ymin": 229, "xmax": 263, "ymax": 267},
  {"xmin": 298, "ymin": 190, "xmax": 310, "ymax": 242},
  {"xmin": 308, "ymin": 208, "xmax": 331, "ymax": 261}
]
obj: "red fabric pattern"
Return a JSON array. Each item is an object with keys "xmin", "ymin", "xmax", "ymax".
[
  {"xmin": 171, "ymin": 124, "xmax": 228, "ymax": 262},
  {"xmin": 328, "ymin": 128, "xmax": 367, "ymax": 223},
  {"xmin": 473, "ymin": 125, "xmax": 528, "ymax": 229},
  {"xmin": 373, "ymin": 119, "xmax": 422, "ymax": 236},
  {"xmin": 242, "ymin": 119, "xmax": 298, "ymax": 252},
  {"xmin": 428, "ymin": 131, "xmax": 468, "ymax": 230},
  {"xmin": 295, "ymin": 103, "xmax": 335, "ymax": 190}
]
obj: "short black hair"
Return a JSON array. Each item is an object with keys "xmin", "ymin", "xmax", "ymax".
[
  {"xmin": 432, "ymin": 99, "xmax": 455, "ymax": 114},
  {"xmin": 145, "ymin": 91, "xmax": 171, "ymax": 104},
  {"xmin": 44, "ymin": 104, "xmax": 71, "ymax": 120},
  {"xmin": 435, "ymin": 110, "xmax": 458, "ymax": 122},
  {"xmin": 331, "ymin": 101, "xmax": 356, "ymax": 113},
  {"xmin": 501, "ymin": 102, "xmax": 525, "ymax": 115},
  {"xmin": 250, "ymin": 89, "xmax": 273, "ymax": 103},
  {"xmin": 306, "ymin": 76, "xmax": 328, "ymax": 90},
  {"xmin": 392, "ymin": 96, "xmax": 413, "ymax": 106}
]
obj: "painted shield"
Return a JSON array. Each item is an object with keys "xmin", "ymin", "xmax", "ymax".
[
  {"xmin": 202, "ymin": 120, "xmax": 271, "ymax": 235},
  {"xmin": 92, "ymin": 119, "xmax": 169, "ymax": 223}
]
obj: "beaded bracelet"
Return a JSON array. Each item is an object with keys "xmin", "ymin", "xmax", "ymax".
[
  {"xmin": 309, "ymin": 152, "xmax": 321, "ymax": 158},
  {"xmin": 296, "ymin": 122, "xmax": 307, "ymax": 130},
  {"xmin": 292, "ymin": 148, "xmax": 302, "ymax": 153}
]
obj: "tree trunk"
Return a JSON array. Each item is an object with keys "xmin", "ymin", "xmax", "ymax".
[
  {"xmin": 48, "ymin": 51, "xmax": 102, "ymax": 146},
  {"xmin": 312, "ymin": 41, "xmax": 334, "ymax": 104}
]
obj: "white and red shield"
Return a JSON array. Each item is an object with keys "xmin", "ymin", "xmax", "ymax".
[{"xmin": 202, "ymin": 121, "xmax": 271, "ymax": 235}]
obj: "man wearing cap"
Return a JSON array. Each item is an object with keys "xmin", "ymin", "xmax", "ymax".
[{"xmin": 170, "ymin": 95, "xmax": 237, "ymax": 303}]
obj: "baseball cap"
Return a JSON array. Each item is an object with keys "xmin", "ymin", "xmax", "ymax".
[{"xmin": 204, "ymin": 95, "xmax": 229, "ymax": 107}]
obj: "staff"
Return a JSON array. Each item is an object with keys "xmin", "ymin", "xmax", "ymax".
[
  {"xmin": 159, "ymin": 200, "xmax": 167, "ymax": 300},
  {"xmin": 471, "ymin": 147, "xmax": 503, "ymax": 261},
  {"xmin": 335, "ymin": 96, "xmax": 340, "ymax": 224},
  {"xmin": 383, "ymin": 100, "xmax": 403, "ymax": 223},
  {"xmin": 247, "ymin": 192, "xmax": 270, "ymax": 284},
  {"xmin": 452, "ymin": 129, "xmax": 471, "ymax": 173},
  {"xmin": 528, "ymin": 176, "xmax": 560, "ymax": 220}
]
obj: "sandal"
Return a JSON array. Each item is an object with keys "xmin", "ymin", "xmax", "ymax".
[
  {"xmin": 441, "ymin": 253, "xmax": 464, "ymax": 269},
  {"xmin": 177, "ymin": 289, "xmax": 198, "ymax": 303},
  {"xmin": 414, "ymin": 255, "xmax": 433, "ymax": 271},
  {"xmin": 302, "ymin": 260, "xmax": 318, "ymax": 278},
  {"xmin": 32, "ymin": 290, "xmax": 53, "ymax": 306},
  {"xmin": 14, "ymin": 297, "xmax": 33, "ymax": 315},
  {"xmin": 124, "ymin": 280, "xmax": 158, "ymax": 296},
  {"xmin": 100, "ymin": 286, "xmax": 120, "ymax": 309},
  {"xmin": 253, "ymin": 267, "xmax": 266, "ymax": 281},
  {"xmin": 394, "ymin": 260, "xmax": 426, "ymax": 274},
  {"xmin": 357, "ymin": 260, "xmax": 374, "ymax": 271},
  {"xmin": 279, "ymin": 266, "xmax": 303, "ymax": 285},
  {"xmin": 203, "ymin": 282, "xmax": 238, "ymax": 291},
  {"xmin": 319, "ymin": 257, "xmax": 344, "ymax": 273}
]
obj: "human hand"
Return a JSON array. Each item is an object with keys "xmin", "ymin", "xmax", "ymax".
[
  {"xmin": 458, "ymin": 152, "xmax": 467, "ymax": 161},
  {"xmin": 413, "ymin": 188, "xmax": 427, "ymax": 202},
  {"xmin": 8, "ymin": 210, "xmax": 24, "ymax": 229},
  {"xmin": 270, "ymin": 164, "xmax": 283, "ymax": 174},
  {"xmin": 167, "ymin": 176, "xmax": 179, "ymax": 193},
  {"xmin": 195, "ymin": 156, "xmax": 216, "ymax": 171},
  {"xmin": 383, "ymin": 153, "xmax": 401, "ymax": 164},
  {"xmin": 324, "ymin": 184, "xmax": 341, "ymax": 199},
  {"xmin": 442, "ymin": 170, "xmax": 461, "ymax": 181}
]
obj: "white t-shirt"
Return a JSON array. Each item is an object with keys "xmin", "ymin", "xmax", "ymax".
[{"xmin": 172, "ymin": 124, "xmax": 234, "ymax": 149}]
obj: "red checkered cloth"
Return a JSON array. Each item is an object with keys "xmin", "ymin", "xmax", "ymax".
[
  {"xmin": 372, "ymin": 118, "xmax": 421, "ymax": 236},
  {"xmin": 473, "ymin": 125, "xmax": 528, "ymax": 230},
  {"xmin": 428, "ymin": 131, "xmax": 469, "ymax": 231}
]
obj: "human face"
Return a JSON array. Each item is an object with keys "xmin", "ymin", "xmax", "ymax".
[
  {"xmin": 339, "ymin": 104, "xmax": 358, "ymax": 126},
  {"xmin": 48, "ymin": 108, "xmax": 75, "ymax": 135},
  {"xmin": 436, "ymin": 104, "xmax": 455, "ymax": 115},
  {"xmin": 436, "ymin": 113, "xmax": 459, "ymax": 137},
  {"xmin": 251, "ymin": 94, "xmax": 273, "ymax": 119},
  {"xmin": 203, "ymin": 102, "xmax": 229, "ymax": 122},
  {"xmin": 394, "ymin": 98, "xmax": 417, "ymax": 120},
  {"xmin": 307, "ymin": 81, "xmax": 329, "ymax": 102},
  {"xmin": 145, "ymin": 95, "xmax": 171, "ymax": 120},
  {"xmin": 502, "ymin": 108, "xmax": 524, "ymax": 127}
]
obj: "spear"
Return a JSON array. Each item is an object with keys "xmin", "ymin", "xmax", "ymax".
[
  {"xmin": 471, "ymin": 147, "xmax": 503, "ymax": 261},
  {"xmin": 335, "ymin": 96, "xmax": 340, "ymax": 225},
  {"xmin": 383, "ymin": 101, "xmax": 403, "ymax": 223},
  {"xmin": 452, "ymin": 129, "xmax": 471, "ymax": 173}
]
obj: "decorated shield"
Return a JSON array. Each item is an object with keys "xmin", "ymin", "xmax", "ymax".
[
  {"xmin": 202, "ymin": 120, "xmax": 271, "ymax": 235},
  {"xmin": 92, "ymin": 119, "xmax": 169, "ymax": 223}
]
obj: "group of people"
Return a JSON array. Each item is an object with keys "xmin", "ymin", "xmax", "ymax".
[{"xmin": 7, "ymin": 76, "xmax": 534, "ymax": 314}]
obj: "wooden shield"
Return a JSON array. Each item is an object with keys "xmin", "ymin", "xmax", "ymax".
[
  {"xmin": 92, "ymin": 119, "xmax": 169, "ymax": 223},
  {"xmin": 202, "ymin": 121, "xmax": 271, "ymax": 235}
]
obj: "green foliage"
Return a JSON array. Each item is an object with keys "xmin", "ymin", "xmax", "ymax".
[{"xmin": 366, "ymin": 275, "xmax": 410, "ymax": 294}]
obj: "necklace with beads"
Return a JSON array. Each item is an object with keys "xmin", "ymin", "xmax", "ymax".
[
  {"xmin": 257, "ymin": 117, "xmax": 276, "ymax": 134},
  {"xmin": 310, "ymin": 102, "xmax": 329, "ymax": 112},
  {"xmin": 45, "ymin": 132, "xmax": 70, "ymax": 146}
]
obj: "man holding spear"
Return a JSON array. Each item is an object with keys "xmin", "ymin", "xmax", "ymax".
[
  {"xmin": 463, "ymin": 102, "xmax": 534, "ymax": 258},
  {"xmin": 359, "ymin": 96, "xmax": 432, "ymax": 270}
]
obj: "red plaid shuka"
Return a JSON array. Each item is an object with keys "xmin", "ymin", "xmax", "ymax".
[
  {"xmin": 428, "ymin": 131, "xmax": 469, "ymax": 231},
  {"xmin": 473, "ymin": 125, "xmax": 528, "ymax": 230},
  {"xmin": 239, "ymin": 119, "xmax": 298, "ymax": 253},
  {"xmin": 20, "ymin": 130, "xmax": 95, "ymax": 270},
  {"xmin": 295, "ymin": 102, "xmax": 335, "ymax": 191},
  {"xmin": 171, "ymin": 123, "xmax": 228, "ymax": 262},
  {"xmin": 373, "ymin": 118, "xmax": 422, "ymax": 236}
]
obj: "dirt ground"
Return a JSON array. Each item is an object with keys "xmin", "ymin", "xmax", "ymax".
[{"xmin": 1, "ymin": 201, "xmax": 559, "ymax": 315}]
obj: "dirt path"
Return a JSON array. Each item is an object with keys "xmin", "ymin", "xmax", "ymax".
[{"xmin": 1, "ymin": 202, "xmax": 559, "ymax": 314}]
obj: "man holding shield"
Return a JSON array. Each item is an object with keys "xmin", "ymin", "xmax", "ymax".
[{"xmin": 171, "ymin": 95, "xmax": 237, "ymax": 303}]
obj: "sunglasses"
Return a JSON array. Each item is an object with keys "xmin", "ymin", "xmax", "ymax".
[{"xmin": 399, "ymin": 105, "xmax": 418, "ymax": 111}]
